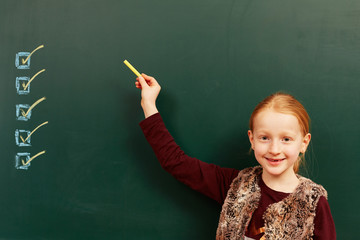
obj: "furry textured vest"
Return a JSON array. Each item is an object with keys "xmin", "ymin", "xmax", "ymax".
[{"xmin": 216, "ymin": 166, "xmax": 327, "ymax": 240}]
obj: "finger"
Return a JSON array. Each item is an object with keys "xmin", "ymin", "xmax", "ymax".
[
  {"xmin": 137, "ymin": 75, "xmax": 149, "ymax": 89},
  {"xmin": 135, "ymin": 82, "xmax": 142, "ymax": 89},
  {"xmin": 142, "ymin": 73, "xmax": 154, "ymax": 81},
  {"xmin": 141, "ymin": 73, "xmax": 158, "ymax": 86}
]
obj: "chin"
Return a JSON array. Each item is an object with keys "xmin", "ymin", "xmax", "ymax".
[{"xmin": 263, "ymin": 164, "xmax": 296, "ymax": 177}]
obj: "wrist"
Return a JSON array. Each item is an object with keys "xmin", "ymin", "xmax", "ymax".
[{"xmin": 141, "ymin": 101, "xmax": 158, "ymax": 118}]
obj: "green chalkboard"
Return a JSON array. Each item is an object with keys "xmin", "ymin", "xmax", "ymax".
[{"xmin": 0, "ymin": 0, "xmax": 359, "ymax": 239}]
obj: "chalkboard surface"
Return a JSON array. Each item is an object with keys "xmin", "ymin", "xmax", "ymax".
[{"xmin": 0, "ymin": 0, "xmax": 359, "ymax": 239}]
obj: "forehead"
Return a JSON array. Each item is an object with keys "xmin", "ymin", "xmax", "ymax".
[{"xmin": 253, "ymin": 109, "xmax": 301, "ymax": 134}]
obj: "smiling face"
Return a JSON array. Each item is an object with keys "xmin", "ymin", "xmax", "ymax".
[{"xmin": 248, "ymin": 109, "xmax": 311, "ymax": 179}]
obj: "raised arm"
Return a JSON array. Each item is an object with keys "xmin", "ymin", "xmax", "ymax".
[{"xmin": 135, "ymin": 74, "xmax": 239, "ymax": 204}]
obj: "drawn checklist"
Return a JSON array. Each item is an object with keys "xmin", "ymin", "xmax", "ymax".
[
  {"xmin": 15, "ymin": 45, "xmax": 44, "ymax": 69},
  {"xmin": 15, "ymin": 151, "xmax": 46, "ymax": 170},
  {"xmin": 16, "ymin": 69, "xmax": 46, "ymax": 95},
  {"xmin": 15, "ymin": 121, "xmax": 48, "ymax": 147},
  {"xmin": 14, "ymin": 45, "xmax": 47, "ymax": 170},
  {"xmin": 16, "ymin": 97, "xmax": 46, "ymax": 121}
]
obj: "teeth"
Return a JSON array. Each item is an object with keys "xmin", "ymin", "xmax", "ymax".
[{"xmin": 267, "ymin": 158, "xmax": 282, "ymax": 162}]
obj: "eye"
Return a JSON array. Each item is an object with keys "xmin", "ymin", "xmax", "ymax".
[
  {"xmin": 282, "ymin": 137, "xmax": 292, "ymax": 142},
  {"xmin": 259, "ymin": 136, "xmax": 269, "ymax": 141}
]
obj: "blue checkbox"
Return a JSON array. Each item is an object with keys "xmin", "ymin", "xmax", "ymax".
[
  {"xmin": 16, "ymin": 104, "xmax": 31, "ymax": 121},
  {"xmin": 15, "ymin": 129, "xmax": 31, "ymax": 147},
  {"xmin": 16, "ymin": 77, "xmax": 30, "ymax": 95},
  {"xmin": 15, "ymin": 52, "xmax": 31, "ymax": 69},
  {"xmin": 15, "ymin": 152, "xmax": 31, "ymax": 170}
]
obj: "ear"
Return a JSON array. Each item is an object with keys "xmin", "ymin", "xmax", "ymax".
[
  {"xmin": 248, "ymin": 130, "xmax": 255, "ymax": 150},
  {"xmin": 301, "ymin": 133, "xmax": 311, "ymax": 153}
]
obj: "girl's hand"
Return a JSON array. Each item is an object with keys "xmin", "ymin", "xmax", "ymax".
[{"xmin": 135, "ymin": 73, "xmax": 161, "ymax": 118}]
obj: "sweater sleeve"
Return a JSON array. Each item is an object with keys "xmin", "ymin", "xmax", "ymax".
[
  {"xmin": 313, "ymin": 196, "xmax": 336, "ymax": 239},
  {"xmin": 139, "ymin": 113, "xmax": 239, "ymax": 205}
]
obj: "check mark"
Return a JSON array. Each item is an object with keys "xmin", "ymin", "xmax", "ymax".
[
  {"xmin": 21, "ymin": 45, "xmax": 44, "ymax": 65},
  {"xmin": 20, "ymin": 121, "xmax": 49, "ymax": 143},
  {"xmin": 22, "ymin": 150, "xmax": 46, "ymax": 166},
  {"xmin": 22, "ymin": 69, "xmax": 46, "ymax": 90},
  {"xmin": 20, "ymin": 97, "xmax": 46, "ymax": 117}
]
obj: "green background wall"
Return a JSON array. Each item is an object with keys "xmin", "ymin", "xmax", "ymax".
[{"xmin": 1, "ymin": 0, "xmax": 359, "ymax": 239}]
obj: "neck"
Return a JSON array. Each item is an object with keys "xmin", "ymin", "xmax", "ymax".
[{"xmin": 261, "ymin": 170, "xmax": 299, "ymax": 193}]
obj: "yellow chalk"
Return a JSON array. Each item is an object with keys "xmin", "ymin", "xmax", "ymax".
[{"xmin": 124, "ymin": 60, "xmax": 141, "ymax": 77}]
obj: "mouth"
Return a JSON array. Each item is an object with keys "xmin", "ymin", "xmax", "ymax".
[{"xmin": 266, "ymin": 158, "xmax": 285, "ymax": 163}]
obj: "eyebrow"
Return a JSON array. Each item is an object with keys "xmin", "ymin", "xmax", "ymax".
[{"xmin": 254, "ymin": 129, "xmax": 298, "ymax": 136}]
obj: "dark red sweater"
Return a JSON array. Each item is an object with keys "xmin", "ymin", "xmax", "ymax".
[{"xmin": 140, "ymin": 113, "xmax": 336, "ymax": 239}]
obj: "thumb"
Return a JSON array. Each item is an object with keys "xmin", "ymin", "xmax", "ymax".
[{"xmin": 137, "ymin": 75, "xmax": 149, "ymax": 89}]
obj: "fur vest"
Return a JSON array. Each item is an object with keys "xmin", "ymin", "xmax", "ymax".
[{"xmin": 216, "ymin": 166, "xmax": 327, "ymax": 240}]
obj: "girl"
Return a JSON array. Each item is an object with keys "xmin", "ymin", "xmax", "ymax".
[{"xmin": 135, "ymin": 74, "xmax": 336, "ymax": 239}]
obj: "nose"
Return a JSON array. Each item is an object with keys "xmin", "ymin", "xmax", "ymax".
[{"xmin": 269, "ymin": 141, "xmax": 281, "ymax": 155}]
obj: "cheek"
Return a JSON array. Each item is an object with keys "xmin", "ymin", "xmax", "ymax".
[
  {"xmin": 253, "ymin": 143, "xmax": 267, "ymax": 156},
  {"xmin": 285, "ymin": 145, "xmax": 302, "ymax": 158}
]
